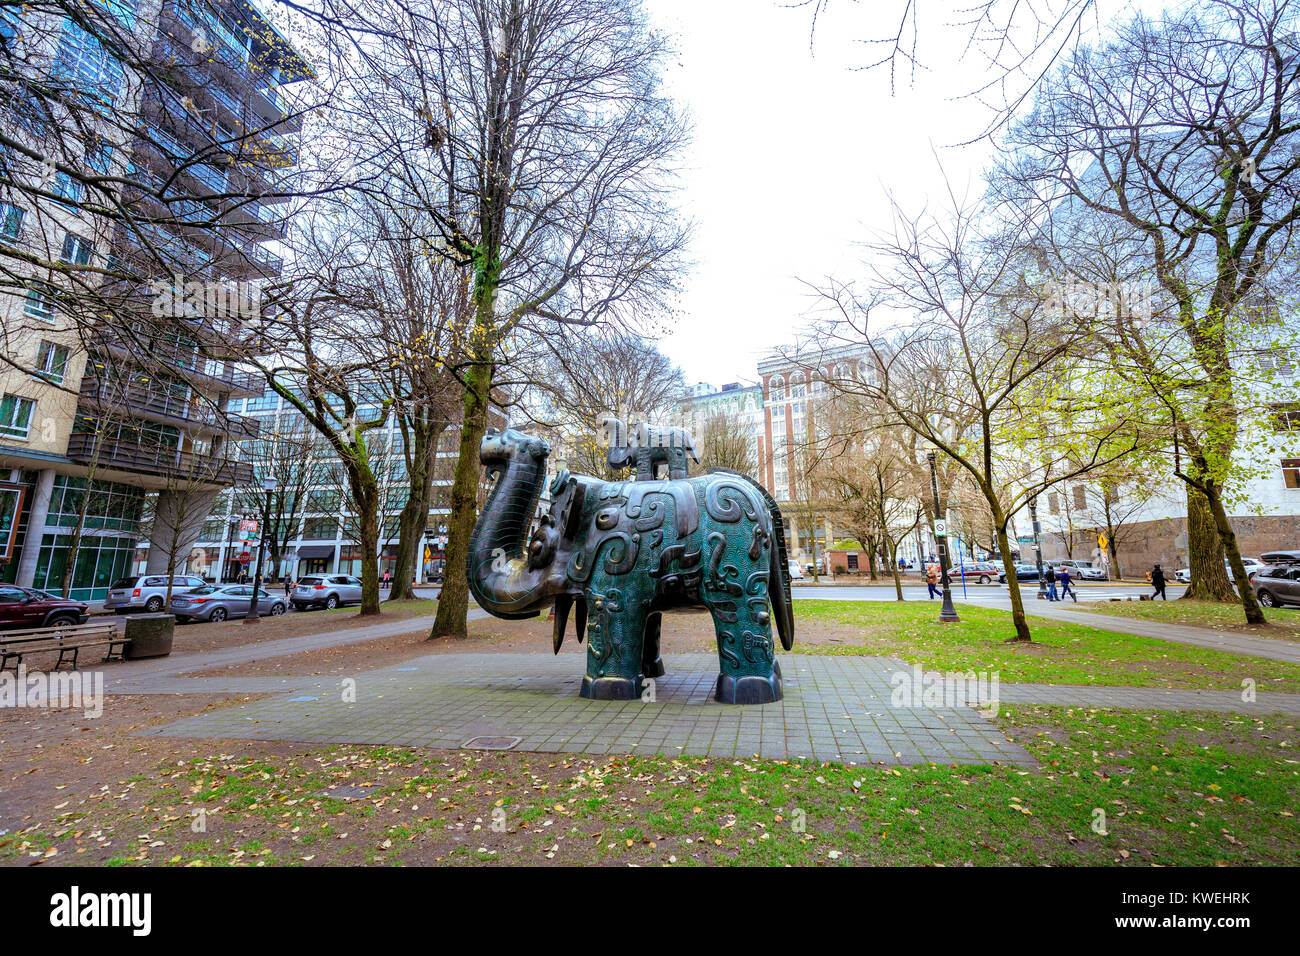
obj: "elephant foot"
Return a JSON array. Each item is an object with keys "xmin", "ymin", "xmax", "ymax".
[
  {"xmin": 580, "ymin": 674, "xmax": 644, "ymax": 701},
  {"xmin": 715, "ymin": 672, "xmax": 783, "ymax": 705}
]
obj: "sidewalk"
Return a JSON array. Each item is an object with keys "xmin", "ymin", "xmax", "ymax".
[
  {"xmin": 1013, "ymin": 600, "xmax": 1300, "ymax": 664},
  {"xmin": 102, "ymin": 608, "xmax": 490, "ymax": 693}
]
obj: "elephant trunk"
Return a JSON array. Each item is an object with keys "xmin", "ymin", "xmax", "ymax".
[{"xmin": 467, "ymin": 429, "xmax": 560, "ymax": 617}]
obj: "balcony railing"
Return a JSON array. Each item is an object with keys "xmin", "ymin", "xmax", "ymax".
[
  {"xmin": 67, "ymin": 433, "xmax": 254, "ymax": 485},
  {"xmin": 79, "ymin": 373, "xmax": 261, "ymax": 438},
  {"xmin": 93, "ymin": 328, "xmax": 262, "ymax": 395}
]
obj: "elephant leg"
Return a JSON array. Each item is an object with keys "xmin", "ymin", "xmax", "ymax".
[
  {"xmin": 641, "ymin": 612, "xmax": 665, "ymax": 678},
  {"xmin": 579, "ymin": 584, "xmax": 649, "ymax": 701},
  {"xmin": 706, "ymin": 577, "xmax": 782, "ymax": 705}
]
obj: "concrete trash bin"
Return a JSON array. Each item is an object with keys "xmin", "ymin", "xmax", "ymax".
[{"xmin": 123, "ymin": 613, "xmax": 175, "ymax": 659}]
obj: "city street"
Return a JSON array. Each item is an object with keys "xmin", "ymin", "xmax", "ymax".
[{"xmin": 791, "ymin": 581, "xmax": 1192, "ymax": 606}]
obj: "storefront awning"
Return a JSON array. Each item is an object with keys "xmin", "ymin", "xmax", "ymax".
[{"xmin": 295, "ymin": 545, "xmax": 336, "ymax": 559}]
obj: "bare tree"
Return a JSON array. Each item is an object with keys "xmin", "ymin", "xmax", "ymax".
[
  {"xmin": 998, "ymin": 0, "xmax": 1300, "ymax": 623},
  {"xmin": 693, "ymin": 407, "xmax": 757, "ymax": 476},
  {"xmin": 811, "ymin": 190, "xmax": 1144, "ymax": 642},
  {"xmin": 234, "ymin": 415, "xmax": 321, "ymax": 583},
  {"xmin": 530, "ymin": 332, "xmax": 685, "ymax": 479},
  {"xmin": 312, "ymin": 0, "xmax": 689, "ymax": 637}
]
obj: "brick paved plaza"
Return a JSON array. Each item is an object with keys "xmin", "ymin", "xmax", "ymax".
[{"xmin": 139, "ymin": 650, "xmax": 1300, "ymax": 765}]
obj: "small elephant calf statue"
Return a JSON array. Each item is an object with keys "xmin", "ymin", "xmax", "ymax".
[
  {"xmin": 602, "ymin": 417, "xmax": 700, "ymax": 480},
  {"xmin": 469, "ymin": 427, "xmax": 794, "ymax": 704}
]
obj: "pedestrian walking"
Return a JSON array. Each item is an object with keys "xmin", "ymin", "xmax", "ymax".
[
  {"xmin": 1151, "ymin": 563, "xmax": 1167, "ymax": 600},
  {"xmin": 284, "ymin": 577, "xmax": 293, "ymax": 596},
  {"xmin": 926, "ymin": 564, "xmax": 940, "ymax": 599},
  {"xmin": 1059, "ymin": 566, "xmax": 1077, "ymax": 602},
  {"xmin": 382, "ymin": 569, "xmax": 391, "ymax": 589},
  {"xmin": 1045, "ymin": 565, "xmax": 1060, "ymax": 601}
]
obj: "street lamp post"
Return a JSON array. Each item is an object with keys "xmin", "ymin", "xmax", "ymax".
[
  {"xmin": 246, "ymin": 477, "xmax": 278, "ymax": 623},
  {"xmin": 223, "ymin": 513, "xmax": 242, "ymax": 584},
  {"xmin": 926, "ymin": 450, "xmax": 960, "ymax": 623},
  {"xmin": 1029, "ymin": 494, "xmax": 1047, "ymax": 599}
]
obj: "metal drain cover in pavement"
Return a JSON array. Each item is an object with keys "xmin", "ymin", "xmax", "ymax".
[
  {"xmin": 462, "ymin": 735, "xmax": 522, "ymax": 751},
  {"xmin": 317, "ymin": 785, "xmax": 375, "ymax": 800}
]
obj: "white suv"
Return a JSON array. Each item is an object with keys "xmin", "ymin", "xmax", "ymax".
[
  {"xmin": 291, "ymin": 575, "xmax": 364, "ymax": 610},
  {"xmin": 105, "ymin": 574, "xmax": 207, "ymax": 613}
]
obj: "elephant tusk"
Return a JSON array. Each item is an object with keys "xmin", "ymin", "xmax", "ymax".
[
  {"xmin": 553, "ymin": 594, "xmax": 573, "ymax": 655},
  {"xmin": 574, "ymin": 596, "xmax": 588, "ymax": 644}
]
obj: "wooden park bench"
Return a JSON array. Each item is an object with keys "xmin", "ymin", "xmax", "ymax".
[{"xmin": 0, "ymin": 620, "xmax": 128, "ymax": 672}]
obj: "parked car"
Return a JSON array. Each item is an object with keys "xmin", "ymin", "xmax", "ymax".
[
  {"xmin": 1259, "ymin": 550, "xmax": 1300, "ymax": 565},
  {"xmin": 952, "ymin": 562, "xmax": 999, "ymax": 584},
  {"xmin": 998, "ymin": 564, "xmax": 1043, "ymax": 583},
  {"xmin": 291, "ymin": 574, "xmax": 364, "ymax": 610},
  {"xmin": 0, "ymin": 585, "xmax": 90, "ymax": 630},
  {"xmin": 1175, "ymin": 557, "xmax": 1266, "ymax": 584},
  {"xmin": 170, "ymin": 585, "xmax": 286, "ymax": 622},
  {"xmin": 1252, "ymin": 564, "xmax": 1300, "ymax": 608},
  {"xmin": 787, "ymin": 560, "xmax": 805, "ymax": 581},
  {"xmin": 1058, "ymin": 560, "xmax": 1107, "ymax": 581},
  {"xmin": 104, "ymin": 574, "xmax": 207, "ymax": 614}
]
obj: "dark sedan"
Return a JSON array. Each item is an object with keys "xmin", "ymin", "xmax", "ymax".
[
  {"xmin": 0, "ymin": 585, "xmax": 90, "ymax": 630},
  {"xmin": 998, "ymin": 564, "xmax": 1043, "ymax": 583}
]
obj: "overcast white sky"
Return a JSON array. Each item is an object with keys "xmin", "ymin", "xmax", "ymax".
[{"xmin": 643, "ymin": 0, "xmax": 1149, "ymax": 389}]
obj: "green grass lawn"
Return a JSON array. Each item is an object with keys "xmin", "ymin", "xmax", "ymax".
[
  {"xmin": 4, "ymin": 707, "xmax": 1295, "ymax": 866},
  {"xmin": 791, "ymin": 600, "xmax": 1300, "ymax": 692},
  {"xmin": 1080, "ymin": 598, "xmax": 1300, "ymax": 640}
]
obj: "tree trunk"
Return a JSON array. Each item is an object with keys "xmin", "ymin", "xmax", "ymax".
[
  {"xmin": 390, "ymin": 424, "xmax": 439, "ymax": 602},
  {"xmin": 430, "ymin": 358, "xmax": 492, "ymax": 639},
  {"xmin": 1182, "ymin": 487, "xmax": 1233, "ymax": 601},
  {"xmin": 1203, "ymin": 483, "xmax": 1267, "ymax": 625},
  {"xmin": 888, "ymin": 540, "xmax": 904, "ymax": 600},
  {"xmin": 996, "ymin": 524, "xmax": 1033, "ymax": 642},
  {"xmin": 357, "ymin": 495, "xmax": 381, "ymax": 615}
]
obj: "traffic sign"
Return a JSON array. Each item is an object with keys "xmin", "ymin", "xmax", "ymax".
[
  {"xmin": 933, "ymin": 519, "xmax": 948, "ymax": 538},
  {"xmin": 1098, "ymin": 533, "xmax": 1108, "ymax": 550}
]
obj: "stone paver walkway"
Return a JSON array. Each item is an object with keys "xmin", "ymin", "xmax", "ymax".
[
  {"xmin": 139, "ymin": 650, "xmax": 1300, "ymax": 766},
  {"xmin": 1029, "ymin": 602, "xmax": 1300, "ymax": 664},
  {"xmin": 101, "ymin": 609, "xmax": 489, "ymax": 693},
  {"xmin": 997, "ymin": 682, "xmax": 1300, "ymax": 713},
  {"xmin": 142, "ymin": 653, "xmax": 1037, "ymax": 767}
]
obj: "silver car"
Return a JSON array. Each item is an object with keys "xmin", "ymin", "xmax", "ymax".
[
  {"xmin": 105, "ymin": 574, "xmax": 208, "ymax": 614},
  {"xmin": 1253, "ymin": 565, "xmax": 1300, "ymax": 609},
  {"xmin": 291, "ymin": 574, "xmax": 363, "ymax": 610},
  {"xmin": 170, "ymin": 585, "xmax": 286, "ymax": 623}
]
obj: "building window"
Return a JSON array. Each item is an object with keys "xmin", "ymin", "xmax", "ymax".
[
  {"xmin": 1073, "ymin": 485, "xmax": 1087, "ymax": 510},
  {"xmin": 52, "ymin": 171, "xmax": 84, "ymax": 207},
  {"xmin": 0, "ymin": 394, "xmax": 36, "ymax": 438},
  {"xmin": 1284, "ymin": 459, "xmax": 1300, "ymax": 489},
  {"xmin": 0, "ymin": 202, "xmax": 22, "ymax": 240},
  {"xmin": 769, "ymin": 376, "xmax": 785, "ymax": 403},
  {"xmin": 61, "ymin": 233, "xmax": 94, "ymax": 265},
  {"xmin": 1272, "ymin": 404, "xmax": 1300, "ymax": 432},
  {"xmin": 36, "ymin": 341, "xmax": 70, "ymax": 383},
  {"xmin": 23, "ymin": 281, "xmax": 56, "ymax": 321},
  {"xmin": 302, "ymin": 516, "xmax": 339, "ymax": 539},
  {"xmin": 52, "ymin": 18, "xmax": 124, "ymax": 102},
  {"xmin": 1048, "ymin": 492, "xmax": 1060, "ymax": 515}
]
